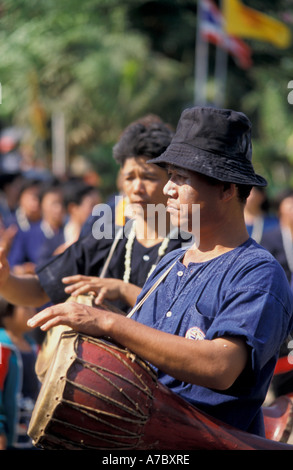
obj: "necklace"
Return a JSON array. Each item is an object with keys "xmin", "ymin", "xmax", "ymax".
[{"xmin": 123, "ymin": 220, "xmax": 172, "ymax": 283}]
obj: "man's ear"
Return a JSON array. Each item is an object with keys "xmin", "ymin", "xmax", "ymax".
[{"xmin": 221, "ymin": 182, "xmax": 236, "ymax": 202}]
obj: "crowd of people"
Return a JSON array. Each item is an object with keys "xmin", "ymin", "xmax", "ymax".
[
  {"xmin": 0, "ymin": 166, "xmax": 101, "ymax": 449},
  {"xmin": 245, "ymin": 187, "xmax": 293, "ymax": 400},
  {"xmin": 0, "ymin": 107, "xmax": 293, "ymax": 449}
]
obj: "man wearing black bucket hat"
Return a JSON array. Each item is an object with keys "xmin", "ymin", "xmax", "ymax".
[{"xmin": 27, "ymin": 107, "xmax": 293, "ymax": 437}]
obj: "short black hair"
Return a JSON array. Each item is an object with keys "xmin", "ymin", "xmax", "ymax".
[
  {"xmin": 236, "ymin": 184, "xmax": 253, "ymax": 204},
  {"xmin": 62, "ymin": 179, "xmax": 97, "ymax": 209},
  {"xmin": 199, "ymin": 173, "xmax": 252, "ymax": 204},
  {"xmin": 113, "ymin": 115, "xmax": 174, "ymax": 166},
  {"xmin": 19, "ymin": 178, "xmax": 41, "ymax": 197},
  {"xmin": 39, "ymin": 178, "xmax": 63, "ymax": 203}
]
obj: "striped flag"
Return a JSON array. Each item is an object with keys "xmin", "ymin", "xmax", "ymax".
[{"xmin": 199, "ymin": 0, "xmax": 252, "ymax": 69}]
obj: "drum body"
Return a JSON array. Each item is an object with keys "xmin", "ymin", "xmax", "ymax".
[{"xmin": 28, "ymin": 331, "xmax": 293, "ymax": 450}]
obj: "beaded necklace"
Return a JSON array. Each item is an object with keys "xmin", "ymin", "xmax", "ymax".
[{"xmin": 123, "ymin": 220, "xmax": 172, "ymax": 283}]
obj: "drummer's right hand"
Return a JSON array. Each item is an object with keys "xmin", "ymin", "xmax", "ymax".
[
  {"xmin": 0, "ymin": 247, "xmax": 10, "ymax": 288},
  {"xmin": 27, "ymin": 301, "xmax": 112, "ymax": 337}
]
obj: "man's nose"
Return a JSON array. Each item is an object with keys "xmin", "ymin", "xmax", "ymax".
[
  {"xmin": 132, "ymin": 177, "xmax": 145, "ymax": 192},
  {"xmin": 163, "ymin": 179, "xmax": 177, "ymax": 196}
]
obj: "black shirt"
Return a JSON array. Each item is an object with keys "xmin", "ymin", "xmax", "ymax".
[{"xmin": 36, "ymin": 226, "xmax": 189, "ymax": 313}]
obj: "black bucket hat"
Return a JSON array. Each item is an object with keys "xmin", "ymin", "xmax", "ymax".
[{"xmin": 150, "ymin": 106, "xmax": 267, "ymax": 187}]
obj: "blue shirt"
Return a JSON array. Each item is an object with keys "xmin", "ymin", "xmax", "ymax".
[
  {"xmin": 131, "ymin": 238, "xmax": 293, "ymax": 436},
  {"xmin": 8, "ymin": 221, "xmax": 65, "ymax": 267}
]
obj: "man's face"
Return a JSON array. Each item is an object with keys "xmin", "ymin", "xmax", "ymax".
[
  {"xmin": 20, "ymin": 186, "xmax": 41, "ymax": 222},
  {"xmin": 163, "ymin": 165, "xmax": 220, "ymax": 234},
  {"xmin": 41, "ymin": 191, "xmax": 65, "ymax": 228},
  {"xmin": 71, "ymin": 190, "xmax": 101, "ymax": 226},
  {"xmin": 121, "ymin": 156, "xmax": 169, "ymax": 215}
]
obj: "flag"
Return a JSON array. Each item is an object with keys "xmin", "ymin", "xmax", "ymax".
[
  {"xmin": 199, "ymin": 0, "xmax": 252, "ymax": 69},
  {"xmin": 223, "ymin": 0, "xmax": 291, "ymax": 49}
]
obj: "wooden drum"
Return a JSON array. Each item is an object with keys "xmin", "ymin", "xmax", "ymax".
[
  {"xmin": 28, "ymin": 331, "xmax": 293, "ymax": 450},
  {"xmin": 29, "ymin": 330, "xmax": 157, "ymax": 450}
]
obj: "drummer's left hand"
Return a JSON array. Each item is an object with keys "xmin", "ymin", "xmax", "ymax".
[
  {"xmin": 27, "ymin": 301, "xmax": 112, "ymax": 337},
  {"xmin": 62, "ymin": 274, "xmax": 141, "ymax": 308},
  {"xmin": 62, "ymin": 275, "xmax": 124, "ymax": 304}
]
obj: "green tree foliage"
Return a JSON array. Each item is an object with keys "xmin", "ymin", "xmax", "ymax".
[
  {"xmin": 0, "ymin": 0, "xmax": 292, "ymax": 195},
  {"xmin": 0, "ymin": 0, "xmax": 194, "ymax": 195}
]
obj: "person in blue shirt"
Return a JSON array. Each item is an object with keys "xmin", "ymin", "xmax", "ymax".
[
  {"xmin": 6, "ymin": 107, "xmax": 293, "ymax": 437},
  {"xmin": 7, "ymin": 179, "xmax": 65, "ymax": 271},
  {"xmin": 244, "ymin": 186, "xmax": 278, "ymax": 243},
  {"xmin": 0, "ymin": 297, "xmax": 39, "ymax": 449}
]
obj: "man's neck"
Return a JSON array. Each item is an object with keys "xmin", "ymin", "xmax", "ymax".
[
  {"xmin": 135, "ymin": 214, "xmax": 171, "ymax": 248},
  {"xmin": 183, "ymin": 219, "xmax": 249, "ymax": 265}
]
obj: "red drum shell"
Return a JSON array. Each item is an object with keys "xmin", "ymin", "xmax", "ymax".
[
  {"xmin": 28, "ymin": 331, "xmax": 293, "ymax": 450},
  {"xmin": 29, "ymin": 331, "xmax": 157, "ymax": 450}
]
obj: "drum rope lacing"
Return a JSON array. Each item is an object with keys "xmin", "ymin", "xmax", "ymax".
[
  {"xmin": 49, "ymin": 410, "xmax": 141, "ymax": 447},
  {"xmin": 47, "ymin": 336, "xmax": 157, "ymax": 449}
]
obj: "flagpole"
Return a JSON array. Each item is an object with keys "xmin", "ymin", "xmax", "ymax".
[
  {"xmin": 214, "ymin": 42, "xmax": 228, "ymax": 107},
  {"xmin": 195, "ymin": 0, "xmax": 209, "ymax": 105},
  {"xmin": 214, "ymin": 0, "xmax": 228, "ymax": 107}
]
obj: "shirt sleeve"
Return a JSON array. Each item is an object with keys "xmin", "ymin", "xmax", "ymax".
[
  {"xmin": 205, "ymin": 260, "xmax": 293, "ymax": 386},
  {"xmin": 36, "ymin": 233, "xmax": 112, "ymax": 304}
]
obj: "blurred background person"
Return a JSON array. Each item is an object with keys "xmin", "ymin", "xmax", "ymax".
[
  {"xmin": 51, "ymin": 178, "xmax": 101, "ymax": 255},
  {"xmin": 7, "ymin": 178, "xmax": 42, "ymax": 274},
  {"xmin": 0, "ymin": 173, "xmax": 23, "ymax": 229},
  {"xmin": 80, "ymin": 168, "xmax": 127, "ymax": 239},
  {"xmin": 0, "ymin": 297, "xmax": 39, "ymax": 450},
  {"xmin": 8, "ymin": 179, "xmax": 65, "ymax": 272},
  {"xmin": 262, "ymin": 189, "xmax": 293, "ymax": 401},
  {"xmin": 244, "ymin": 186, "xmax": 278, "ymax": 243},
  {"xmin": 11, "ymin": 178, "xmax": 42, "ymax": 230},
  {"xmin": 33, "ymin": 179, "xmax": 66, "ymax": 265},
  {"xmin": 261, "ymin": 189, "xmax": 293, "ymax": 289}
]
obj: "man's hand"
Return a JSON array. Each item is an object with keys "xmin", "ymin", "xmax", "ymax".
[
  {"xmin": 27, "ymin": 301, "xmax": 248, "ymax": 392},
  {"xmin": 62, "ymin": 275, "xmax": 141, "ymax": 307},
  {"xmin": 27, "ymin": 301, "xmax": 113, "ymax": 337}
]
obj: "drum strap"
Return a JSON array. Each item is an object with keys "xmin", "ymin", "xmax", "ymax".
[
  {"xmin": 99, "ymin": 226, "xmax": 124, "ymax": 278},
  {"xmin": 126, "ymin": 259, "xmax": 178, "ymax": 319}
]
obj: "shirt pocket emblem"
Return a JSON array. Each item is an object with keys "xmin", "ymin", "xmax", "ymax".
[{"xmin": 185, "ymin": 326, "xmax": 205, "ymax": 340}]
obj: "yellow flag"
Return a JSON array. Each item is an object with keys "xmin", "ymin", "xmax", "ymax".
[{"xmin": 223, "ymin": 0, "xmax": 291, "ymax": 48}]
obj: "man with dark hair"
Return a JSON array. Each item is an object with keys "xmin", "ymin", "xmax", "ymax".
[
  {"xmin": 27, "ymin": 107, "xmax": 293, "ymax": 437},
  {"xmin": 113, "ymin": 114, "xmax": 173, "ymax": 166}
]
